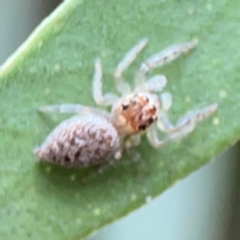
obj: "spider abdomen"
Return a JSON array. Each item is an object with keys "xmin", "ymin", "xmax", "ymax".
[{"xmin": 35, "ymin": 114, "xmax": 121, "ymax": 167}]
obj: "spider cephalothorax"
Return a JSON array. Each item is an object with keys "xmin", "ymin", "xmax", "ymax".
[
  {"xmin": 111, "ymin": 92, "xmax": 158, "ymax": 134},
  {"xmin": 35, "ymin": 38, "xmax": 218, "ymax": 167}
]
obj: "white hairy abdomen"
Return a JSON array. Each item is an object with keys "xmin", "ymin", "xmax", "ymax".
[{"xmin": 35, "ymin": 114, "xmax": 120, "ymax": 167}]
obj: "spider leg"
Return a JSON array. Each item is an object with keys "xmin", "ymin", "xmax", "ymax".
[
  {"xmin": 124, "ymin": 135, "xmax": 141, "ymax": 148},
  {"xmin": 137, "ymin": 75, "xmax": 167, "ymax": 92},
  {"xmin": 160, "ymin": 92, "xmax": 172, "ymax": 111},
  {"xmin": 147, "ymin": 103, "xmax": 217, "ymax": 148},
  {"xmin": 139, "ymin": 39, "xmax": 198, "ymax": 76},
  {"xmin": 146, "ymin": 125, "xmax": 170, "ymax": 148},
  {"xmin": 175, "ymin": 103, "xmax": 218, "ymax": 131},
  {"xmin": 38, "ymin": 103, "xmax": 111, "ymax": 118},
  {"xmin": 114, "ymin": 38, "xmax": 148, "ymax": 78},
  {"xmin": 93, "ymin": 58, "xmax": 119, "ymax": 106},
  {"xmin": 157, "ymin": 103, "xmax": 218, "ymax": 137},
  {"xmin": 114, "ymin": 38, "xmax": 149, "ymax": 94}
]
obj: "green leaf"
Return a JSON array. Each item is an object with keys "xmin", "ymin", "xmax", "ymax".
[{"xmin": 0, "ymin": 0, "xmax": 239, "ymax": 239}]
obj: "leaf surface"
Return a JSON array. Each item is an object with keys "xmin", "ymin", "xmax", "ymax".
[{"xmin": 0, "ymin": 0, "xmax": 239, "ymax": 239}]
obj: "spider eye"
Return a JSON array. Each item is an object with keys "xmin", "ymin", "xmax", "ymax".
[
  {"xmin": 138, "ymin": 124, "xmax": 147, "ymax": 131},
  {"xmin": 122, "ymin": 104, "xmax": 129, "ymax": 110},
  {"xmin": 148, "ymin": 117, "xmax": 154, "ymax": 124}
]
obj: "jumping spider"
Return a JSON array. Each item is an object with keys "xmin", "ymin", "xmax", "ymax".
[{"xmin": 34, "ymin": 38, "xmax": 218, "ymax": 167}]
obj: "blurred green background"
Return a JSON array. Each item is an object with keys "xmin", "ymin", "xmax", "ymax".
[{"xmin": 1, "ymin": 1, "xmax": 240, "ymax": 239}]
